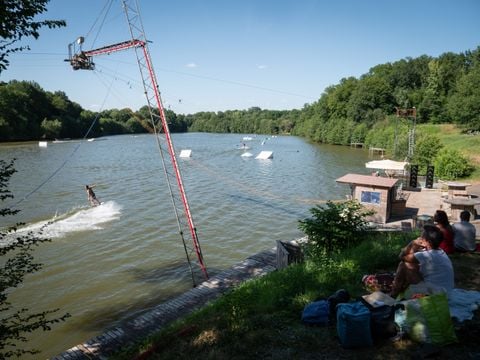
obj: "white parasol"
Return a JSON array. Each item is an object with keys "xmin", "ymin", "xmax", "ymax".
[{"xmin": 365, "ymin": 159, "xmax": 408, "ymax": 171}]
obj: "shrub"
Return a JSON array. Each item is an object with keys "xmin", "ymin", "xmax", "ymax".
[
  {"xmin": 411, "ymin": 133, "xmax": 443, "ymax": 174},
  {"xmin": 434, "ymin": 148, "xmax": 475, "ymax": 180},
  {"xmin": 298, "ymin": 200, "xmax": 374, "ymax": 262}
]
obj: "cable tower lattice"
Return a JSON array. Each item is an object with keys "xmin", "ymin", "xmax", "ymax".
[
  {"xmin": 66, "ymin": 0, "xmax": 208, "ymax": 286},
  {"xmin": 395, "ymin": 107, "xmax": 417, "ymax": 161}
]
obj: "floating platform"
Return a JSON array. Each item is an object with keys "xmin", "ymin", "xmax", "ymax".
[{"xmin": 179, "ymin": 149, "xmax": 192, "ymax": 158}]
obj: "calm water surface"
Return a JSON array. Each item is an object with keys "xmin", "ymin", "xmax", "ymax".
[{"xmin": 0, "ymin": 133, "xmax": 372, "ymax": 358}]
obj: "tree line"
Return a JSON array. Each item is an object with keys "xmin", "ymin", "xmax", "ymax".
[
  {"xmin": 292, "ymin": 47, "xmax": 480, "ymax": 144},
  {"xmin": 0, "ymin": 80, "xmax": 191, "ymax": 141},
  {"xmin": 1, "ymin": 47, "xmax": 479, "ymax": 145}
]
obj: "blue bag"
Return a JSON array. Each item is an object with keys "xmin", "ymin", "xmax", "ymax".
[
  {"xmin": 336, "ymin": 301, "xmax": 373, "ymax": 348},
  {"xmin": 301, "ymin": 300, "xmax": 330, "ymax": 325}
]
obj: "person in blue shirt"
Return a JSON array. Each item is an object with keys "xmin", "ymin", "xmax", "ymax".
[{"xmin": 453, "ymin": 210, "xmax": 477, "ymax": 252}]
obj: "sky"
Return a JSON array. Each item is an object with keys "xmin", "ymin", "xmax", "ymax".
[{"xmin": 2, "ymin": 0, "xmax": 479, "ymax": 115}]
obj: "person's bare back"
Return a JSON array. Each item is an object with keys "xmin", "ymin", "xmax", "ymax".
[{"xmin": 85, "ymin": 184, "xmax": 100, "ymax": 206}]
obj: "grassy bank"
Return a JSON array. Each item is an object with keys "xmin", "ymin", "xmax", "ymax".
[
  {"xmin": 418, "ymin": 124, "xmax": 480, "ymax": 180},
  {"xmin": 112, "ymin": 230, "xmax": 480, "ymax": 359}
]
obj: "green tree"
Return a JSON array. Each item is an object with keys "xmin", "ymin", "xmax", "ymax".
[
  {"xmin": 40, "ymin": 118, "xmax": 62, "ymax": 139},
  {"xmin": 0, "ymin": 0, "xmax": 66, "ymax": 73},
  {"xmin": 347, "ymin": 75, "xmax": 392, "ymax": 124},
  {"xmin": 0, "ymin": 160, "xmax": 70, "ymax": 358},
  {"xmin": 325, "ymin": 77, "xmax": 358, "ymax": 120},
  {"xmin": 448, "ymin": 65, "xmax": 480, "ymax": 131},
  {"xmin": 0, "ymin": 80, "xmax": 51, "ymax": 140},
  {"xmin": 419, "ymin": 60, "xmax": 446, "ymax": 123},
  {"xmin": 351, "ymin": 123, "xmax": 368, "ymax": 144},
  {"xmin": 99, "ymin": 117, "xmax": 126, "ymax": 135}
]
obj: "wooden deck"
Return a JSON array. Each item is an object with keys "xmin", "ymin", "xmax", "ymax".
[
  {"xmin": 368, "ymin": 147, "xmax": 385, "ymax": 154},
  {"xmin": 350, "ymin": 142, "xmax": 364, "ymax": 148}
]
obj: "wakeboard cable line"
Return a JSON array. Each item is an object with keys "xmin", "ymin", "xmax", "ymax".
[
  {"xmin": 11, "ymin": 76, "xmax": 115, "ymax": 207},
  {"xmin": 66, "ymin": 0, "xmax": 208, "ymax": 286}
]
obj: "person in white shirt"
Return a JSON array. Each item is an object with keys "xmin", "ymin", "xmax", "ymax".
[
  {"xmin": 452, "ymin": 210, "xmax": 477, "ymax": 252},
  {"xmin": 390, "ymin": 224, "xmax": 454, "ymax": 298}
]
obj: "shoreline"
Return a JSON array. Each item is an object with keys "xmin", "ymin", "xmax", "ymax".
[
  {"xmin": 53, "ymin": 245, "xmax": 282, "ymax": 359},
  {"xmin": 53, "ymin": 184, "xmax": 480, "ymax": 359}
]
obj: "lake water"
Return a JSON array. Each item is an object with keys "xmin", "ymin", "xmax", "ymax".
[{"xmin": 0, "ymin": 133, "xmax": 372, "ymax": 358}]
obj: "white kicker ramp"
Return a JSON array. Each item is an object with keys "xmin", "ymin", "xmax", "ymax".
[{"xmin": 255, "ymin": 151, "xmax": 273, "ymax": 159}]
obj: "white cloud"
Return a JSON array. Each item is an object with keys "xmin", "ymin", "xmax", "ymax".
[
  {"xmin": 185, "ymin": 63, "xmax": 198, "ymax": 68},
  {"xmin": 257, "ymin": 64, "xmax": 267, "ymax": 69}
]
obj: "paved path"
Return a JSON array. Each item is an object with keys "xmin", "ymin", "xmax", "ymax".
[
  {"xmin": 389, "ymin": 184, "xmax": 480, "ymax": 235},
  {"xmin": 53, "ymin": 247, "xmax": 281, "ymax": 359}
]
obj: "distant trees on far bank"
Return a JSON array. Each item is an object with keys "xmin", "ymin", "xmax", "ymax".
[
  {"xmin": 0, "ymin": 80, "xmax": 187, "ymax": 141},
  {"xmin": 292, "ymin": 47, "xmax": 480, "ymax": 143},
  {"xmin": 1, "ymin": 46, "xmax": 479, "ymax": 146}
]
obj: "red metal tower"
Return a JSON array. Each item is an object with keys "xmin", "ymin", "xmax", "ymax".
[{"xmin": 66, "ymin": 0, "xmax": 208, "ymax": 286}]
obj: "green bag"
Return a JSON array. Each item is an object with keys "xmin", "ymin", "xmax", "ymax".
[
  {"xmin": 405, "ymin": 293, "xmax": 457, "ymax": 345},
  {"xmin": 418, "ymin": 293, "xmax": 457, "ymax": 345}
]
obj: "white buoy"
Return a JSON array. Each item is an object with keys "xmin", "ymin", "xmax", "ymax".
[
  {"xmin": 255, "ymin": 151, "xmax": 273, "ymax": 159},
  {"xmin": 179, "ymin": 149, "xmax": 192, "ymax": 158},
  {"xmin": 38, "ymin": 141, "xmax": 48, "ymax": 147},
  {"xmin": 241, "ymin": 152, "xmax": 253, "ymax": 157}
]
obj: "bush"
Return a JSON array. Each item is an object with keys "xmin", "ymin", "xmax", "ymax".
[
  {"xmin": 411, "ymin": 133, "xmax": 443, "ymax": 174},
  {"xmin": 298, "ymin": 200, "xmax": 374, "ymax": 261},
  {"xmin": 434, "ymin": 148, "xmax": 475, "ymax": 180}
]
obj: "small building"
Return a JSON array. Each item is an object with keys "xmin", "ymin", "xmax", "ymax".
[{"xmin": 336, "ymin": 173, "xmax": 400, "ymax": 223}]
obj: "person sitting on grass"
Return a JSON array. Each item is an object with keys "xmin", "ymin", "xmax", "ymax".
[
  {"xmin": 433, "ymin": 209, "xmax": 455, "ymax": 254},
  {"xmin": 453, "ymin": 210, "xmax": 477, "ymax": 252},
  {"xmin": 390, "ymin": 224, "xmax": 454, "ymax": 299}
]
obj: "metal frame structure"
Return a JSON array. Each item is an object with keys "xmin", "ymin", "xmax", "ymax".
[
  {"xmin": 66, "ymin": 0, "xmax": 208, "ymax": 285},
  {"xmin": 395, "ymin": 107, "xmax": 417, "ymax": 161}
]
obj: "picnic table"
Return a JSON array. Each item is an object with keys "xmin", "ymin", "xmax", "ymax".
[
  {"xmin": 446, "ymin": 182, "xmax": 471, "ymax": 198},
  {"xmin": 443, "ymin": 197, "xmax": 480, "ymax": 220}
]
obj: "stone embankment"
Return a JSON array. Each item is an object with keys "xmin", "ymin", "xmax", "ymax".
[{"xmin": 53, "ymin": 247, "xmax": 280, "ymax": 359}]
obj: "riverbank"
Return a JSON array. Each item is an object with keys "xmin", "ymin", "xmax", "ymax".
[{"xmin": 54, "ymin": 183, "xmax": 480, "ymax": 359}]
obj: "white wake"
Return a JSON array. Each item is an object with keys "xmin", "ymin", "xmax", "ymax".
[{"xmin": 1, "ymin": 201, "xmax": 122, "ymax": 244}]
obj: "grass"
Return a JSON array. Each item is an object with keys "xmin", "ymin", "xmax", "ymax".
[{"xmin": 112, "ymin": 231, "xmax": 480, "ymax": 359}]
